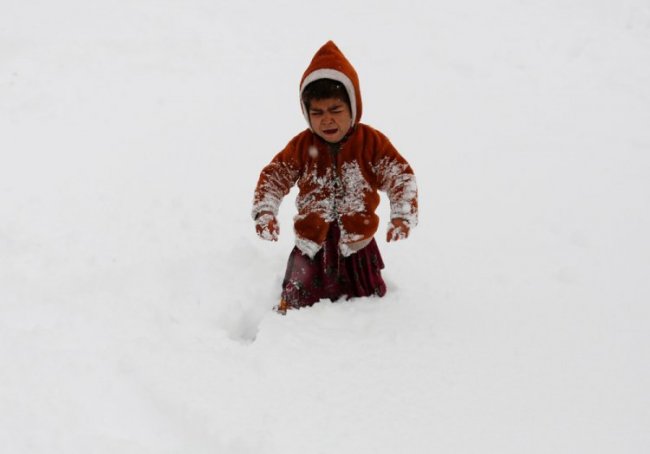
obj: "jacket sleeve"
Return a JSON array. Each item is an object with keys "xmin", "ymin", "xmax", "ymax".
[
  {"xmin": 372, "ymin": 137, "xmax": 418, "ymax": 228},
  {"xmin": 251, "ymin": 141, "xmax": 302, "ymax": 220}
]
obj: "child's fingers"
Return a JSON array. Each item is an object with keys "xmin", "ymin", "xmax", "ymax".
[
  {"xmin": 386, "ymin": 219, "xmax": 410, "ymax": 242},
  {"xmin": 255, "ymin": 214, "xmax": 279, "ymax": 241},
  {"xmin": 387, "ymin": 227, "xmax": 405, "ymax": 242}
]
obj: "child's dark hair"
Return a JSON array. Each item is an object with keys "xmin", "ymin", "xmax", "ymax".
[{"xmin": 302, "ymin": 79, "xmax": 351, "ymax": 111}]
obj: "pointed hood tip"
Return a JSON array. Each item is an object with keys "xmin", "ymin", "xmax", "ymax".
[{"xmin": 323, "ymin": 40, "xmax": 340, "ymax": 50}]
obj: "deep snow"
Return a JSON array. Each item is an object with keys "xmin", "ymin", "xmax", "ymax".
[{"xmin": 2, "ymin": 0, "xmax": 650, "ymax": 452}]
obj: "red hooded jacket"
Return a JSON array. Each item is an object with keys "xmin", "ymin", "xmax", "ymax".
[{"xmin": 252, "ymin": 41, "xmax": 418, "ymax": 257}]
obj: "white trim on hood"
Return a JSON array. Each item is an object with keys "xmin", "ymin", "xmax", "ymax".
[{"xmin": 300, "ymin": 68, "xmax": 357, "ymax": 130}]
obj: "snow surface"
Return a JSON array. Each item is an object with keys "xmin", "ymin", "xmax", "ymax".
[{"xmin": 2, "ymin": 0, "xmax": 650, "ymax": 452}]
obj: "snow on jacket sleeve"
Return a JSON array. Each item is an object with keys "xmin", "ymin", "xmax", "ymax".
[
  {"xmin": 251, "ymin": 140, "xmax": 302, "ymax": 220},
  {"xmin": 372, "ymin": 138, "xmax": 419, "ymax": 228}
]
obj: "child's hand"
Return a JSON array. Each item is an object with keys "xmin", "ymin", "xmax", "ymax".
[
  {"xmin": 386, "ymin": 218, "xmax": 410, "ymax": 242},
  {"xmin": 255, "ymin": 212, "xmax": 279, "ymax": 241}
]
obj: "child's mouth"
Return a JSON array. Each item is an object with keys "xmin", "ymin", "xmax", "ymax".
[{"xmin": 323, "ymin": 128, "xmax": 338, "ymax": 135}]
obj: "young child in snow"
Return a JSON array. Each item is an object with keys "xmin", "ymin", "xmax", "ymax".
[{"xmin": 252, "ymin": 41, "xmax": 418, "ymax": 314}]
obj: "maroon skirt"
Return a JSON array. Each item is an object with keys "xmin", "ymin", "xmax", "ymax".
[{"xmin": 281, "ymin": 223, "xmax": 387, "ymax": 309}]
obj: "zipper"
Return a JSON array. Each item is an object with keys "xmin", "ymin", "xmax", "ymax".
[{"xmin": 329, "ymin": 142, "xmax": 343, "ymax": 225}]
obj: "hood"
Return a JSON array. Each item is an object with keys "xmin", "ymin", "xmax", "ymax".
[{"xmin": 300, "ymin": 41, "xmax": 362, "ymax": 129}]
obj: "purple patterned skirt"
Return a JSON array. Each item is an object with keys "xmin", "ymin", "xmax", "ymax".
[{"xmin": 281, "ymin": 223, "xmax": 387, "ymax": 309}]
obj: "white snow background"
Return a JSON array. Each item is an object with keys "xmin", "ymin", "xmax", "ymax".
[{"xmin": 2, "ymin": 0, "xmax": 649, "ymax": 452}]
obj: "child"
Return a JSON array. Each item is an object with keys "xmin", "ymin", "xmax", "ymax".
[{"xmin": 252, "ymin": 41, "xmax": 418, "ymax": 314}]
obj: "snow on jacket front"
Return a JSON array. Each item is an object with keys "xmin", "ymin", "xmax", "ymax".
[{"xmin": 252, "ymin": 41, "xmax": 418, "ymax": 258}]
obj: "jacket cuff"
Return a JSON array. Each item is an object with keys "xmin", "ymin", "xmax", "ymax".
[{"xmin": 251, "ymin": 200, "xmax": 280, "ymax": 221}]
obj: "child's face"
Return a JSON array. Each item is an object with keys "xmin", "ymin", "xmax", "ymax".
[{"xmin": 308, "ymin": 98, "xmax": 352, "ymax": 144}]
